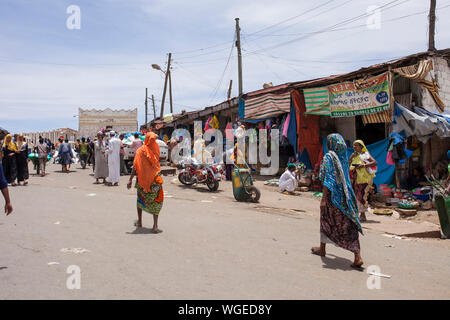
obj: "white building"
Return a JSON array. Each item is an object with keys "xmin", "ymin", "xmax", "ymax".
[{"xmin": 78, "ymin": 108, "xmax": 138, "ymax": 138}]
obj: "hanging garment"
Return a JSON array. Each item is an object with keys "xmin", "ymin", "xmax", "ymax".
[
  {"xmin": 282, "ymin": 113, "xmax": 290, "ymax": 137},
  {"xmin": 209, "ymin": 115, "xmax": 220, "ymax": 129},
  {"xmin": 225, "ymin": 122, "xmax": 234, "ymax": 141},
  {"xmin": 292, "ymin": 90, "xmax": 321, "ymax": 167},
  {"xmin": 287, "ymin": 101, "xmax": 298, "ymax": 155},
  {"xmin": 386, "ymin": 151, "xmax": 395, "ymax": 165},
  {"xmin": 204, "ymin": 116, "xmax": 212, "ymax": 131}
]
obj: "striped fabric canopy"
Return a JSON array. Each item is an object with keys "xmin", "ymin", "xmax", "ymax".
[
  {"xmin": 303, "ymin": 87, "xmax": 331, "ymax": 115},
  {"xmin": 244, "ymin": 91, "xmax": 291, "ymax": 120}
]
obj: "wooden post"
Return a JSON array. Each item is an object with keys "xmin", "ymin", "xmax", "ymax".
[
  {"xmin": 160, "ymin": 53, "xmax": 172, "ymax": 119},
  {"xmin": 428, "ymin": 0, "xmax": 436, "ymax": 51},
  {"xmin": 152, "ymin": 94, "xmax": 156, "ymax": 120},
  {"xmin": 235, "ymin": 18, "xmax": 243, "ymax": 96},
  {"xmin": 227, "ymin": 79, "xmax": 233, "ymax": 100},
  {"xmin": 169, "ymin": 69, "xmax": 173, "ymax": 114},
  {"xmin": 145, "ymin": 88, "xmax": 148, "ymax": 128}
]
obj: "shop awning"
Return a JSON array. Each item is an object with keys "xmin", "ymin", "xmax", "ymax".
[
  {"xmin": 393, "ymin": 102, "xmax": 450, "ymax": 143},
  {"xmin": 243, "ymin": 91, "xmax": 291, "ymax": 120}
]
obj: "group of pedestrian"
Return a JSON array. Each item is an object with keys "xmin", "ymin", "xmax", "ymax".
[{"xmin": 1, "ymin": 134, "xmax": 30, "ymax": 186}]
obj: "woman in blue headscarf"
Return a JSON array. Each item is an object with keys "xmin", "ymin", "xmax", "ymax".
[{"xmin": 311, "ymin": 133, "xmax": 364, "ymax": 268}]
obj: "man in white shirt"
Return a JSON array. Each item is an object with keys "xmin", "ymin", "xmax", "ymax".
[
  {"xmin": 106, "ymin": 131, "xmax": 121, "ymax": 186},
  {"xmin": 279, "ymin": 163, "xmax": 298, "ymax": 194}
]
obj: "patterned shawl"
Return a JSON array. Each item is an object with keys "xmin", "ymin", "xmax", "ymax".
[
  {"xmin": 2, "ymin": 134, "xmax": 18, "ymax": 152},
  {"xmin": 319, "ymin": 133, "xmax": 362, "ymax": 232},
  {"xmin": 133, "ymin": 132, "xmax": 161, "ymax": 193}
]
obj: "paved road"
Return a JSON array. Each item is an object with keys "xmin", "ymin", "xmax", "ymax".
[{"xmin": 1, "ymin": 163, "xmax": 449, "ymax": 299}]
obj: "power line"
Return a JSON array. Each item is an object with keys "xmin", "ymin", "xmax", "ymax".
[
  {"xmin": 245, "ymin": 0, "xmax": 338, "ymax": 37},
  {"xmin": 243, "ymin": 0, "xmax": 355, "ymax": 43},
  {"xmin": 244, "ymin": 2, "xmax": 450, "ymax": 39},
  {"xmin": 207, "ymin": 35, "xmax": 235, "ymax": 104},
  {"xmin": 244, "ymin": 0, "xmax": 411, "ymax": 56}
]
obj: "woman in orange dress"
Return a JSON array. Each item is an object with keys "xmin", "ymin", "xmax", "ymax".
[{"xmin": 127, "ymin": 132, "xmax": 164, "ymax": 233}]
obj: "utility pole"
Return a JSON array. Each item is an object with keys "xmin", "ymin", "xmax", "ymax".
[
  {"xmin": 235, "ymin": 18, "xmax": 243, "ymax": 96},
  {"xmin": 227, "ymin": 79, "xmax": 233, "ymax": 100},
  {"xmin": 160, "ymin": 52, "xmax": 172, "ymax": 118},
  {"xmin": 169, "ymin": 68, "xmax": 173, "ymax": 114},
  {"xmin": 151, "ymin": 94, "xmax": 156, "ymax": 120},
  {"xmin": 428, "ymin": 0, "xmax": 436, "ymax": 51},
  {"xmin": 145, "ymin": 88, "xmax": 148, "ymax": 128}
]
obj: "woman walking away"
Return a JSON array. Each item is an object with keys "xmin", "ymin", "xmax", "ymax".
[
  {"xmin": 127, "ymin": 132, "xmax": 164, "ymax": 233},
  {"xmin": 58, "ymin": 139, "xmax": 74, "ymax": 173},
  {"xmin": 94, "ymin": 132, "xmax": 108, "ymax": 184},
  {"xmin": 350, "ymin": 140, "xmax": 377, "ymax": 222},
  {"xmin": 35, "ymin": 137, "xmax": 49, "ymax": 177},
  {"xmin": 311, "ymin": 133, "xmax": 364, "ymax": 269},
  {"xmin": 16, "ymin": 134, "xmax": 29, "ymax": 184},
  {"xmin": 2, "ymin": 134, "xmax": 18, "ymax": 186},
  {"xmin": 79, "ymin": 137, "xmax": 89, "ymax": 169}
]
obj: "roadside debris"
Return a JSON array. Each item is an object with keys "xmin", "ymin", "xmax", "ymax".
[
  {"xmin": 382, "ymin": 234, "xmax": 403, "ymax": 240},
  {"xmin": 368, "ymin": 271, "xmax": 392, "ymax": 279},
  {"xmin": 60, "ymin": 248, "xmax": 90, "ymax": 254},
  {"xmin": 54, "ymin": 221, "xmax": 61, "ymax": 225},
  {"xmin": 47, "ymin": 262, "xmax": 60, "ymax": 265},
  {"xmin": 87, "ymin": 193, "xmax": 96, "ymax": 197}
]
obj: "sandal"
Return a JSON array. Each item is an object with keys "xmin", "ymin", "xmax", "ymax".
[{"xmin": 134, "ymin": 220, "xmax": 142, "ymax": 228}]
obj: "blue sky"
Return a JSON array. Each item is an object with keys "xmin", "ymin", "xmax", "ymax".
[{"xmin": 1, "ymin": 0, "xmax": 449, "ymax": 133}]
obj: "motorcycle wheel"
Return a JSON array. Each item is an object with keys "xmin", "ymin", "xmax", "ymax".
[
  {"xmin": 247, "ymin": 186, "xmax": 261, "ymax": 203},
  {"xmin": 178, "ymin": 172, "xmax": 195, "ymax": 185},
  {"xmin": 206, "ymin": 177, "xmax": 219, "ymax": 191}
]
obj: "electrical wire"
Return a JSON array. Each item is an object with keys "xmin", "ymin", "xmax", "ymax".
[
  {"xmin": 207, "ymin": 35, "xmax": 235, "ymax": 104},
  {"xmin": 243, "ymin": 0, "xmax": 411, "ymax": 56}
]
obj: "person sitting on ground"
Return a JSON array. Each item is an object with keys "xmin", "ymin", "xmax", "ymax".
[
  {"xmin": 279, "ymin": 163, "xmax": 298, "ymax": 195},
  {"xmin": 406, "ymin": 167, "xmax": 427, "ymax": 190}
]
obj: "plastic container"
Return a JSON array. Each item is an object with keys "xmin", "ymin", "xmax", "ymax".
[
  {"xmin": 413, "ymin": 193, "xmax": 431, "ymax": 202},
  {"xmin": 378, "ymin": 184, "xmax": 388, "ymax": 194},
  {"xmin": 383, "ymin": 187, "xmax": 392, "ymax": 196}
]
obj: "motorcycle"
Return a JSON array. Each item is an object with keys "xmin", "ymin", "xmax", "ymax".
[{"xmin": 177, "ymin": 157, "xmax": 224, "ymax": 191}]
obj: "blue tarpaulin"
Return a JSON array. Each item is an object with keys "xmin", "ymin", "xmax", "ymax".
[
  {"xmin": 322, "ymin": 137, "xmax": 395, "ymax": 187},
  {"xmin": 287, "ymin": 101, "xmax": 297, "ymax": 156}
]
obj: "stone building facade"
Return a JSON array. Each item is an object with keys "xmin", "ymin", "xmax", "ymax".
[{"xmin": 78, "ymin": 108, "xmax": 138, "ymax": 138}]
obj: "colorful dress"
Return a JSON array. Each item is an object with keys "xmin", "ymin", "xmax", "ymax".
[
  {"xmin": 133, "ymin": 132, "xmax": 164, "ymax": 216},
  {"xmin": 350, "ymin": 140, "xmax": 376, "ymax": 214},
  {"xmin": 319, "ymin": 134, "xmax": 362, "ymax": 254},
  {"xmin": 136, "ymin": 174, "xmax": 163, "ymax": 215}
]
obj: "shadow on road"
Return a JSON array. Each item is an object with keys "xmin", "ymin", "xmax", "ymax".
[
  {"xmin": 52, "ymin": 170, "xmax": 77, "ymax": 174},
  {"xmin": 176, "ymin": 184, "xmax": 224, "ymax": 194},
  {"xmin": 320, "ymin": 254, "xmax": 364, "ymax": 272},
  {"xmin": 126, "ymin": 227, "xmax": 163, "ymax": 235}
]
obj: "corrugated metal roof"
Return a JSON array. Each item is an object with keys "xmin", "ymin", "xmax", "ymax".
[{"xmin": 290, "ymin": 49, "xmax": 450, "ymax": 89}]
